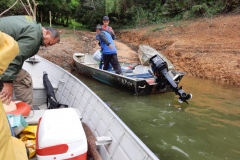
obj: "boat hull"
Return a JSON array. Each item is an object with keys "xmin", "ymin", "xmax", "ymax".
[
  {"xmin": 74, "ymin": 60, "xmax": 159, "ymax": 96},
  {"xmin": 138, "ymin": 44, "xmax": 175, "ymax": 70},
  {"xmin": 73, "ymin": 54, "xmax": 184, "ymax": 96}
]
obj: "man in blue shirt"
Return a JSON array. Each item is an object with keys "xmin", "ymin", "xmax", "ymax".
[
  {"xmin": 95, "ymin": 24, "xmax": 122, "ymax": 74},
  {"xmin": 96, "ymin": 16, "xmax": 115, "ymax": 70}
]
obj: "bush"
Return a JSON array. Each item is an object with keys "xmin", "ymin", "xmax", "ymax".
[
  {"xmin": 191, "ymin": 3, "xmax": 209, "ymax": 16},
  {"xmin": 206, "ymin": 1, "xmax": 224, "ymax": 15},
  {"xmin": 152, "ymin": 25, "xmax": 167, "ymax": 32}
]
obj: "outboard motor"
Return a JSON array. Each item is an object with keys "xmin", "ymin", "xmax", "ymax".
[{"xmin": 149, "ymin": 55, "xmax": 192, "ymax": 104}]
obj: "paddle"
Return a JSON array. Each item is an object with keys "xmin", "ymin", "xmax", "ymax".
[{"xmin": 121, "ymin": 63, "xmax": 140, "ymax": 75}]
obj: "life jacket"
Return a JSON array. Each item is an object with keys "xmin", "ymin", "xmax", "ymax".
[{"xmin": 102, "ymin": 25, "xmax": 112, "ymax": 32}]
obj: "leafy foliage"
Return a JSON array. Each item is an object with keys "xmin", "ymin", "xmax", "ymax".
[
  {"xmin": 191, "ymin": 3, "xmax": 209, "ymax": 16},
  {"xmin": 1, "ymin": 0, "xmax": 239, "ymax": 29},
  {"xmin": 0, "ymin": 0, "xmax": 29, "ymax": 16}
]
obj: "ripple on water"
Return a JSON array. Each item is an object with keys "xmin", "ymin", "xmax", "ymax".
[
  {"xmin": 159, "ymin": 122, "xmax": 176, "ymax": 127},
  {"xmin": 75, "ymin": 73, "xmax": 240, "ymax": 160},
  {"xmin": 171, "ymin": 146, "xmax": 189, "ymax": 158}
]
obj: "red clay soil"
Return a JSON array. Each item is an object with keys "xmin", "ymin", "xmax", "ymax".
[
  {"xmin": 117, "ymin": 14, "xmax": 240, "ymax": 86},
  {"xmin": 38, "ymin": 14, "xmax": 240, "ymax": 86},
  {"xmin": 37, "ymin": 29, "xmax": 139, "ymax": 71}
]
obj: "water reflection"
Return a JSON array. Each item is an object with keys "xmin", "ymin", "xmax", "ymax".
[
  {"xmin": 181, "ymin": 76, "xmax": 240, "ymax": 127},
  {"xmin": 73, "ymin": 72, "xmax": 240, "ymax": 160}
]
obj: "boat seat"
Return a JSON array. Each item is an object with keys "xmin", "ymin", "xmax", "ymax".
[
  {"xmin": 12, "ymin": 76, "xmax": 58, "ymax": 106},
  {"xmin": 25, "ymin": 108, "xmax": 82, "ymax": 124},
  {"xmin": 95, "ymin": 136, "xmax": 112, "ymax": 146},
  {"xmin": 107, "ymin": 68, "xmax": 133, "ymax": 73},
  {"xmin": 126, "ymin": 73, "xmax": 153, "ymax": 78}
]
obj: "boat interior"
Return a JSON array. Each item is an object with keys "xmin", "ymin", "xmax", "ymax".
[
  {"xmin": 16, "ymin": 56, "xmax": 158, "ymax": 160},
  {"xmin": 74, "ymin": 53, "xmax": 185, "ymax": 84}
]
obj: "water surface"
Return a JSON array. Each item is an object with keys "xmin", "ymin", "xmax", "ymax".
[{"xmin": 74, "ymin": 73, "xmax": 240, "ymax": 160}]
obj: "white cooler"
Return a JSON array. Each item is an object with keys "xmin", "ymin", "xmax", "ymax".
[{"xmin": 36, "ymin": 108, "xmax": 87, "ymax": 160}]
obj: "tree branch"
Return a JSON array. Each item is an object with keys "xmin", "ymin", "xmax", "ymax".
[
  {"xmin": 0, "ymin": 0, "xmax": 19, "ymax": 17},
  {"xmin": 32, "ymin": 0, "xmax": 38, "ymax": 20},
  {"xmin": 26, "ymin": 0, "xmax": 34, "ymax": 16},
  {"xmin": 19, "ymin": 0, "xmax": 31, "ymax": 16}
]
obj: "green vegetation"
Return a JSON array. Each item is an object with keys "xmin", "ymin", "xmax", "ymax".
[
  {"xmin": 152, "ymin": 25, "xmax": 168, "ymax": 32},
  {"xmin": 60, "ymin": 32, "xmax": 79, "ymax": 39},
  {"xmin": 41, "ymin": 21, "xmax": 89, "ymax": 31},
  {"xmin": 0, "ymin": 0, "xmax": 239, "ymax": 30}
]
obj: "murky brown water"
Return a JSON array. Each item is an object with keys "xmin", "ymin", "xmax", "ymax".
[{"xmin": 74, "ymin": 73, "xmax": 240, "ymax": 160}]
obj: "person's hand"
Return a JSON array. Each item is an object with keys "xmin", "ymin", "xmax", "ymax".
[
  {"xmin": 0, "ymin": 83, "xmax": 13, "ymax": 104},
  {"xmin": 109, "ymin": 44, "xmax": 114, "ymax": 49},
  {"xmin": 111, "ymin": 30, "xmax": 115, "ymax": 35}
]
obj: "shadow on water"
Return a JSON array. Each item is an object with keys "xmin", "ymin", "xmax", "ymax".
[{"xmin": 73, "ymin": 72, "xmax": 240, "ymax": 160}]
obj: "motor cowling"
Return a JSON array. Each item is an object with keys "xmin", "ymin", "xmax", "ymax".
[{"xmin": 149, "ymin": 55, "xmax": 192, "ymax": 104}]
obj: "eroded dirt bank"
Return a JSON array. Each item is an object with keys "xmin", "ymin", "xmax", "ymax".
[
  {"xmin": 38, "ymin": 14, "xmax": 240, "ymax": 86},
  {"xmin": 38, "ymin": 29, "xmax": 139, "ymax": 72},
  {"xmin": 117, "ymin": 14, "xmax": 240, "ymax": 86}
]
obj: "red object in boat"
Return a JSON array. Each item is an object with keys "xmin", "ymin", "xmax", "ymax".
[
  {"xmin": 6, "ymin": 101, "xmax": 31, "ymax": 116},
  {"xmin": 64, "ymin": 154, "xmax": 87, "ymax": 160},
  {"xmin": 36, "ymin": 118, "xmax": 69, "ymax": 156},
  {"xmin": 146, "ymin": 80, "xmax": 155, "ymax": 83}
]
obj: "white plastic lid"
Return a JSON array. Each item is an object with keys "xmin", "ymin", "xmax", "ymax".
[{"xmin": 38, "ymin": 108, "xmax": 86, "ymax": 148}]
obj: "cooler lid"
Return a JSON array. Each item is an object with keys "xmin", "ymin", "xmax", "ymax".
[{"xmin": 38, "ymin": 108, "xmax": 86, "ymax": 148}]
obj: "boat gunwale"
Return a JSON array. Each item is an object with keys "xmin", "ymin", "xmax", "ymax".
[
  {"xmin": 138, "ymin": 44, "xmax": 175, "ymax": 70},
  {"xmin": 37, "ymin": 55, "xmax": 159, "ymax": 160}
]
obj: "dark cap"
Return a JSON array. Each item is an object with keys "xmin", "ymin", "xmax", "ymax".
[
  {"xmin": 103, "ymin": 16, "xmax": 109, "ymax": 21},
  {"xmin": 96, "ymin": 24, "xmax": 102, "ymax": 30}
]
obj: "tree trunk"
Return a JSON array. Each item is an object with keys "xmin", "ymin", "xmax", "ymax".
[
  {"xmin": 52, "ymin": 12, "xmax": 56, "ymax": 24},
  {"xmin": 49, "ymin": 11, "xmax": 51, "ymax": 27},
  {"xmin": 66, "ymin": 15, "xmax": 69, "ymax": 27},
  {"xmin": 57, "ymin": 13, "xmax": 60, "ymax": 24},
  {"xmin": 40, "ymin": 12, "xmax": 43, "ymax": 23},
  {"xmin": 61, "ymin": 14, "xmax": 64, "ymax": 25},
  {"xmin": 33, "ymin": 1, "xmax": 38, "ymax": 20}
]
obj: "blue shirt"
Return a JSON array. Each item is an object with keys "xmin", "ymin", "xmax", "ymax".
[{"xmin": 99, "ymin": 31, "xmax": 117, "ymax": 55}]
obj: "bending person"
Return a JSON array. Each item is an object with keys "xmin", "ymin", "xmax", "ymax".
[
  {"xmin": 0, "ymin": 15, "xmax": 60, "ymax": 108},
  {"xmin": 95, "ymin": 24, "xmax": 122, "ymax": 74}
]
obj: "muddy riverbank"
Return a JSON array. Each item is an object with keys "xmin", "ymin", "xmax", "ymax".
[{"xmin": 38, "ymin": 14, "xmax": 240, "ymax": 86}]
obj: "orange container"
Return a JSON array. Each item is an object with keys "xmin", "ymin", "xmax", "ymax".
[{"xmin": 6, "ymin": 101, "xmax": 31, "ymax": 116}]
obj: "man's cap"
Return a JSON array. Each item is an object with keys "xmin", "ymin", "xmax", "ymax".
[
  {"xmin": 96, "ymin": 24, "xmax": 103, "ymax": 30},
  {"xmin": 103, "ymin": 16, "xmax": 109, "ymax": 21}
]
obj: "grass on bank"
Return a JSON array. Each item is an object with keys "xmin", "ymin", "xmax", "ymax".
[{"xmin": 41, "ymin": 20, "xmax": 90, "ymax": 31}]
